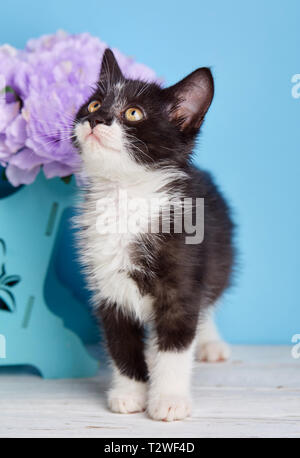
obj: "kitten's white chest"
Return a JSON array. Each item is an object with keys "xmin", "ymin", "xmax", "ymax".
[
  {"xmin": 79, "ymin": 168, "xmax": 185, "ymax": 322},
  {"xmin": 81, "ymin": 182, "xmax": 153, "ymax": 322}
]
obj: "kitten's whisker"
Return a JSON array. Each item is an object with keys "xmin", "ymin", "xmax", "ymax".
[
  {"xmin": 38, "ymin": 131, "xmax": 75, "ymax": 140},
  {"xmin": 135, "ymin": 81, "xmax": 150, "ymax": 98},
  {"xmin": 126, "ymin": 132, "xmax": 149, "ymax": 157},
  {"xmin": 130, "ymin": 143, "xmax": 155, "ymax": 164},
  {"xmin": 41, "ymin": 128, "xmax": 74, "ymax": 135},
  {"xmin": 42, "ymin": 134, "xmax": 76, "ymax": 146}
]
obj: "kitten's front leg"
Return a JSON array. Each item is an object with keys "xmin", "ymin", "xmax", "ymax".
[
  {"xmin": 108, "ymin": 366, "xmax": 147, "ymax": 414},
  {"xmin": 99, "ymin": 304, "xmax": 148, "ymax": 414},
  {"xmin": 146, "ymin": 309, "xmax": 198, "ymax": 422}
]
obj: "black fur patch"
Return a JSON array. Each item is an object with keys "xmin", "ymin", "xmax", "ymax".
[{"xmin": 98, "ymin": 303, "xmax": 148, "ymax": 382}]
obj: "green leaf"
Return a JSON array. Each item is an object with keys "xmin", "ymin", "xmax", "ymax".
[
  {"xmin": 61, "ymin": 175, "xmax": 73, "ymax": 185},
  {"xmin": 0, "ymin": 86, "xmax": 21, "ymax": 104},
  {"xmin": 4, "ymin": 86, "xmax": 15, "ymax": 94}
]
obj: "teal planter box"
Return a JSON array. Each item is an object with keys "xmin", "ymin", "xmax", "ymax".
[{"xmin": 0, "ymin": 173, "xmax": 99, "ymax": 378}]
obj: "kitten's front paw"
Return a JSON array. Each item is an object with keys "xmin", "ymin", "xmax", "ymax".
[
  {"xmin": 196, "ymin": 340, "xmax": 230, "ymax": 362},
  {"xmin": 108, "ymin": 390, "xmax": 146, "ymax": 414},
  {"xmin": 147, "ymin": 396, "xmax": 191, "ymax": 422}
]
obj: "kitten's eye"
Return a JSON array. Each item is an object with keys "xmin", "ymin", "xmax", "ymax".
[
  {"xmin": 88, "ymin": 100, "xmax": 102, "ymax": 113},
  {"xmin": 124, "ymin": 107, "xmax": 144, "ymax": 122}
]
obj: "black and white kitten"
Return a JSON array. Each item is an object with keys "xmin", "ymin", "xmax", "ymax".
[{"xmin": 73, "ymin": 49, "xmax": 234, "ymax": 422}]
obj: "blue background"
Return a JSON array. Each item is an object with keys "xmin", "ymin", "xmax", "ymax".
[{"xmin": 1, "ymin": 0, "xmax": 299, "ymax": 344}]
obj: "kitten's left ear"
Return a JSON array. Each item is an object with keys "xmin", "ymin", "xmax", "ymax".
[
  {"xmin": 164, "ymin": 68, "xmax": 214, "ymax": 133},
  {"xmin": 99, "ymin": 48, "xmax": 124, "ymax": 84}
]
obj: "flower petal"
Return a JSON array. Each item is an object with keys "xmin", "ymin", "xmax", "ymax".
[{"xmin": 6, "ymin": 164, "xmax": 40, "ymax": 186}]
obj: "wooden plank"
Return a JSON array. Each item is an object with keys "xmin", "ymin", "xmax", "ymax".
[{"xmin": 0, "ymin": 346, "xmax": 299, "ymax": 438}]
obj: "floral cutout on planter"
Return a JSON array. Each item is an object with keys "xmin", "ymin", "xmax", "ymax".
[{"xmin": 0, "ymin": 238, "xmax": 21, "ymax": 312}]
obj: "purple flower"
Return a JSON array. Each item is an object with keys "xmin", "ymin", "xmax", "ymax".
[
  {"xmin": 0, "ymin": 101, "xmax": 19, "ymax": 132},
  {"xmin": 0, "ymin": 45, "xmax": 19, "ymax": 88},
  {"xmin": 0, "ymin": 31, "xmax": 159, "ymax": 186},
  {"xmin": 4, "ymin": 114, "xmax": 27, "ymax": 153},
  {"xmin": 6, "ymin": 162, "xmax": 40, "ymax": 186}
]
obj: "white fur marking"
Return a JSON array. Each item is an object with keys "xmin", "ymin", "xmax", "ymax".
[
  {"xmin": 147, "ymin": 337, "xmax": 194, "ymax": 421},
  {"xmin": 108, "ymin": 366, "xmax": 147, "ymax": 414}
]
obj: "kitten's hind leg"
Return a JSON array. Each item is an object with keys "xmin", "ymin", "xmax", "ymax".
[{"xmin": 196, "ymin": 309, "xmax": 230, "ymax": 362}]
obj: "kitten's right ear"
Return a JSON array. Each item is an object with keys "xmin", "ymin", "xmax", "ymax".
[
  {"xmin": 164, "ymin": 68, "xmax": 214, "ymax": 134},
  {"xmin": 99, "ymin": 48, "xmax": 124, "ymax": 84}
]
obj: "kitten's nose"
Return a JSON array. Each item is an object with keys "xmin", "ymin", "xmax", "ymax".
[
  {"xmin": 89, "ymin": 117, "xmax": 113, "ymax": 129},
  {"xmin": 89, "ymin": 119, "xmax": 102, "ymax": 129}
]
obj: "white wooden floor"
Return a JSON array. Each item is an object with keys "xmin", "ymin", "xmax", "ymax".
[{"xmin": 0, "ymin": 346, "xmax": 299, "ymax": 438}]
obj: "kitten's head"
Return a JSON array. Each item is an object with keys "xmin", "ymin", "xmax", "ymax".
[{"xmin": 73, "ymin": 49, "xmax": 214, "ymax": 180}]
